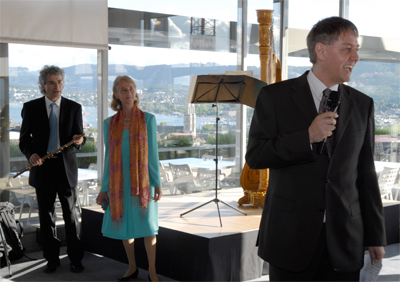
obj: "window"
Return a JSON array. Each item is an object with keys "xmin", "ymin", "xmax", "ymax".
[
  {"xmin": 349, "ymin": 0, "xmax": 400, "ymax": 201},
  {"xmin": 108, "ymin": 1, "xmax": 251, "ymax": 194}
]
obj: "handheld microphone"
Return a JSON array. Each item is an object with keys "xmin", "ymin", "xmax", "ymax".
[
  {"xmin": 318, "ymin": 91, "xmax": 341, "ymax": 155},
  {"xmin": 325, "ymin": 91, "xmax": 341, "ymax": 113}
]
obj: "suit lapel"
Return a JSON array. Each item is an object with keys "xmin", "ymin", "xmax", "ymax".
[
  {"xmin": 290, "ymin": 72, "xmax": 318, "ymax": 126},
  {"xmin": 38, "ymin": 97, "xmax": 51, "ymax": 135},
  {"xmin": 59, "ymin": 96, "xmax": 65, "ymax": 128},
  {"xmin": 290, "ymin": 74, "xmax": 354, "ymax": 157},
  {"xmin": 333, "ymin": 84, "xmax": 354, "ymax": 150}
]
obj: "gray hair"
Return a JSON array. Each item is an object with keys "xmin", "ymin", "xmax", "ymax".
[
  {"xmin": 38, "ymin": 65, "xmax": 65, "ymax": 94},
  {"xmin": 111, "ymin": 75, "xmax": 140, "ymax": 111},
  {"xmin": 307, "ymin": 17, "xmax": 358, "ymax": 64}
]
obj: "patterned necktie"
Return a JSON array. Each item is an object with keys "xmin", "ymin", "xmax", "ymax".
[
  {"xmin": 319, "ymin": 88, "xmax": 333, "ymax": 158},
  {"xmin": 319, "ymin": 88, "xmax": 331, "ymax": 114},
  {"xmin": 47, "ymin": 103, "xmax": 57, "ymax": 152}
]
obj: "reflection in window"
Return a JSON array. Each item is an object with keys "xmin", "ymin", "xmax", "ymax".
[{"xmin": 108, "ymin": 5, "xmax": 253, "ymax": 193}]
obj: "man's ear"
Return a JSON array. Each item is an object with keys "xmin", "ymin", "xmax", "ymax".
[{"xmin": 315, "ymin": 42, "xmax": 326, "ymax": 61}]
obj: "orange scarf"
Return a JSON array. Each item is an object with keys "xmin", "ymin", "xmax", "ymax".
[{"xmin": 108, "ymin": 106, "xmax": 150, "ymax": 223}]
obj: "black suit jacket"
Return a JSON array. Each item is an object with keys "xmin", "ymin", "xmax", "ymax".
[
  {"xmin": 246, "ymin": 72, "xmax": 386, "ymax": 273},
  {"xmin": 19, "ymin": 96, "xmax": 85, "ymax": 188}
]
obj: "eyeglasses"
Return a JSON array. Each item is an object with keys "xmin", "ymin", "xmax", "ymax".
[{"xmin": 46, "ymin": 80, "xmax": 64, "ymax": 86}]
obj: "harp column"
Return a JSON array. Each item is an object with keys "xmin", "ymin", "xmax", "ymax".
[
  {"xmin": 257, "ymin": 9, "xmax": 274, "ymax": 84},
  {"xmin": 257, "ymin": 10, "xmax": 273, "ymax": 195}
]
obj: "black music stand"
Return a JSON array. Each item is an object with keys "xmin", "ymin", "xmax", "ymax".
[{"xmin": 181, "ymin": 75, "xmax": 267, "ymax": 226}]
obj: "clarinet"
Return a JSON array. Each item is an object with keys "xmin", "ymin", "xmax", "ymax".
[{"xmin": 13, "ymin": 133, "xmax": 85, "ymax": 178}]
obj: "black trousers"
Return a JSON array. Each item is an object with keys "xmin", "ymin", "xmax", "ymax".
[
  {"xmin": 35, "ymin": 156, "xmax": 83, "ymax": 264},
  {"xmin": 269, "ymin": 225, "xmax": 360, "ymax": 281}
]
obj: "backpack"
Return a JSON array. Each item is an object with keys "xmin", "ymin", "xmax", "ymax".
[{"xmin": 0, "ymin": 202, "xmax": 24, "ymax": 261}]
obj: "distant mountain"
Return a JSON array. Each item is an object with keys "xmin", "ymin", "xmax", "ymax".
[
  {"xmin": 9, "ymin": 61, "xmax": 399, "ymax": 104},
  {"xmin": 9, "ymin": 67, "xmax": 39, "ymax": 89},
  {"xmin": 10, "ymin": 63, "xmax": 261, "ymax": 92},
  {"xmin": 283, "ymin": 62, "xmax": 400, "ymax": 105}
]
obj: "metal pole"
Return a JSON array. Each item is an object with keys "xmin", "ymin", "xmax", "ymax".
[{"xmin": 97, "ymin": 48, "xmax": 109, "ymax": 183}]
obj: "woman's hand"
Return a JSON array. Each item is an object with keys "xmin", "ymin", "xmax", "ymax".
[
  {"xmin": 153, "ymin": 186, "xmax": 162, "ymax": 202},
  {"xmin": 96, "ymin": 191, "xmax": 109, "ymax": 205}
]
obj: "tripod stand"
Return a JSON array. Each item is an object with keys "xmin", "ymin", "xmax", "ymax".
[{"xmin": 180, "ymin": 104, "xmax": 247, "ymax": 227}]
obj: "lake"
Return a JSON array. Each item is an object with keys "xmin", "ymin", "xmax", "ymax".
[{"xmin": 8, "ymin": 103, "xmax": 233, "ymax": 129}]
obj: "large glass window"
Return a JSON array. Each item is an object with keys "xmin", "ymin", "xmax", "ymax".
[
  {"xmin": 349, "ymin": 0, "xmax": 400, "ymax": 202},
  {"xmin": 285, "ymin": 0, "xmax": 340, "ymax": 77},
  {"xmin": 108, "ymin": 2, "xmax": 241, "ymax": 195}
]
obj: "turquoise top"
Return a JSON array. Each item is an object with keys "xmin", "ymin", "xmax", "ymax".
[{"xmin": 100, "ymin": 112, "xmax": 161, "ymax": 240}]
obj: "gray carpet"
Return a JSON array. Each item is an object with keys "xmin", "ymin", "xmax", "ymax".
[
  {"xmin": 1, "ymin": 244, "xmax": 399, "ymax": 281},
  {"xmin": 1, "ymin": 246, "xmax": 175, "ymax": 282}
]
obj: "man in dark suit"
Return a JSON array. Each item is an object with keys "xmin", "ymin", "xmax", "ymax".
[
  {"xmin": 246, "ymin": 17, "xmax": 386, "ymax": 281},
  {"xmin": 19, "ymin": 65, "xmax": 85, "ymax": 273}
]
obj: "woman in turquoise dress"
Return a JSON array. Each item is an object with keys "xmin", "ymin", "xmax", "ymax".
[{"xmin": 96, "ymin": 75, "xmax": 162, "ymax": 282}]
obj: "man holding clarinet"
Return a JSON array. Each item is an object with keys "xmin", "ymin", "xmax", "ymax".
[{"xmin": 19, "ymin": 65, "xmax": 85, "ymax": 274}]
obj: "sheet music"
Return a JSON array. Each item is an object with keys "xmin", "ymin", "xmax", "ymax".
[{"xmin": 360, "ymin": 251, "xmax": 382, "ymax": 282}]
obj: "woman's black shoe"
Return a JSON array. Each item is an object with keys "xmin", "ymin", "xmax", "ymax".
[{"xmin": 117, "ymin": 268, "xmax": 139, "ymax": 281}]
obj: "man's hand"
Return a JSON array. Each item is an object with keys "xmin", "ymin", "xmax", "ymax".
[
  {"xmin": 73, "ymin": 134, "xmax": 84, "ymax": 145},
  {"xmin": 29, "ymin": 154, "xmax": 43, "ymax": 166},
  {"xmin": 153, "ymin": 186, "xmax": 162, "ymax": 202},
  {"xmin": 368, "ymin": 246, "xmax": 385, "ymax": 265},
  {"xmin": 309, "ymin": 112, "xmax": 338, "ymax": 143}
]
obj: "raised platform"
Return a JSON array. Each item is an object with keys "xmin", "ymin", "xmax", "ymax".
[
  {"xmin": 82, "ymin": 188, "xmax": 267, "ymax": 281},
  {"xmin": 81, "ymin": 188, "xmax": 400, "ymax": 282},
  {"xmin": 382, "ymin": 200, "xmax": 400, "ymax": 245}
]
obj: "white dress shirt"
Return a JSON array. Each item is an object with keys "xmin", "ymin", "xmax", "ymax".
[{"xmin": 307, "ymin": 68, "xmax": 339, "ymax": 111}]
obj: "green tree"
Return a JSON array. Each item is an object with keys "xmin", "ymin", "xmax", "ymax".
[
  {"xmin": 87, "ymin": 127, "xmax": 97, "ymax": 134},
  {"xmin": 205, "ymin": 131, "xmax": 235, "ymax": 145},
  {"xmin": 75, "ymin": 140, "xmax": 97, "ymax": 168},
  {"xmin": 169, "ymin": 136, "xmax": 192, "ymax": 147},
  {"xmin": 202, "ymin": 124, "xmax": 215, "ymax": 133}
]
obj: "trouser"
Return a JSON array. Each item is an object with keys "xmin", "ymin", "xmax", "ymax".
[
  {"xmin": 269, "ymin": 224, "xmax": 360, "ymax": 281},
  {"xmin": 35, "ymin": 155, "xmax": 84, "ymax": 264}
]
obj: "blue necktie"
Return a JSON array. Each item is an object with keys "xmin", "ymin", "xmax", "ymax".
[{"xmin": 47, "ymin": 103, "xmax": 57, "ymax": 152}]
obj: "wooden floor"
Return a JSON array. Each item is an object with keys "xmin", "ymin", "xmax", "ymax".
[
  {"xmin": 85, "ymin": 187, "xmax": 263, "ymax": 238},
  {"xmin": 159, "ymin": 188, "xmax": 263, "ymax": 237}
]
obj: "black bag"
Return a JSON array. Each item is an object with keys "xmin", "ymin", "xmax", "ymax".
[{"xmin": 0, "ymin": 202, "xmax": 24, "ymax": 261}]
